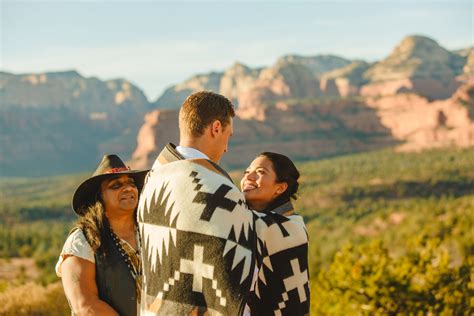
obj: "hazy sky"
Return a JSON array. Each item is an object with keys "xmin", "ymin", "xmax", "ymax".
[{"xmin": 1, "ymin": 0, "xmax": 472, "ymax": 100}]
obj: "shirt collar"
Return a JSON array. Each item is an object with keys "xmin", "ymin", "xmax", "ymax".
[
  {"xmin": 175, "ymin": 146, "xmax": 210, "ymax": 160},
  {"xmin": 269, "ymin": 201, "xmax": 294, "ymax": 215}
]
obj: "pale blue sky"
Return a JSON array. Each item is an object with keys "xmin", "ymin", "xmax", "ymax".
[{"xmin": 1, "ymin": 0, "xmax": 472, "ymax": 100}]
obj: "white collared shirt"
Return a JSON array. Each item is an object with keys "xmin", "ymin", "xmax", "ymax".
[{"xmin": 176, "ymin": 146, "xmax": 210, "ymax": 160}]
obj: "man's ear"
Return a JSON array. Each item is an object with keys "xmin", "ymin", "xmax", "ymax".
[{"xmin": 210, "ymin": 120, "xmax": 222, "ymax": 137}]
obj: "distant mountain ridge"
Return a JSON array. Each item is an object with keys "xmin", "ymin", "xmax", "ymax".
[
  {"xmin": 1, "ymin": 34, "xmax": 473, "ymax": 176},
  {"xmin": 0, "ymin": 70, "xmax": 149, "ymax": 111},
  {"xmin": 360, "ymin": 35, "xmax": 466, "ymax": 99},
  {"xmin": 153, "ymin": 35, "xmax": 469, "ymax": 110},
  {"xmin": 0, "ymin": 71, "xmax": 150, "ymax": 176},
  {"xmin": 152, "ymin": 55, "xmax": 351, "ymax": 109},
  {"xmin": 132, "ymin": 35, "xmax": 473, "ymax": 170},
  {"xmin": 364, "ymin": 35, "xmax": 465, "ymax": 82}
]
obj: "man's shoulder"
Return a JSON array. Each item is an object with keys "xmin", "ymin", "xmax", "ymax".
[
  {"xmin": 151, "ymin": 158, "xmax": 231, "ymax": 184},
  {"xmin": 150, "ymin": 143, "xmax": 233, "ymax": 183},
  {"xmin": 189, "ymin": 158, "xmax": 233, "ymax": 183},
  {"xmin": 151, "ymin": 143, "xmax": 184, "ymax": 169}
]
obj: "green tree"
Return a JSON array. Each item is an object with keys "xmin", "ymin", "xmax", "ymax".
[{"xmin": 313, "ymin": 238, "xmax": 472, "ymax": 315}]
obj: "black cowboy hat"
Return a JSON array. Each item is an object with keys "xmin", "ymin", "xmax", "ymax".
[{"xmin": 72, "ymin": 154, "xmax": 149, "ymax": 215}]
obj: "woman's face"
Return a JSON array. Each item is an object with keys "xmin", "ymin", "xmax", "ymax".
[
  {"xmin": 241, "ymin": 156, "xmax": 287, "ymax": 211},
  {"xmin": 100, "ymin": 175, "xmax": 139, "ymax": 215}
]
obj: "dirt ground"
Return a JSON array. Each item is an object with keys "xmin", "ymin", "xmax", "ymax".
[{"xmin": 0, "ymin": 258, "xmax": 40, "ymax": 282}]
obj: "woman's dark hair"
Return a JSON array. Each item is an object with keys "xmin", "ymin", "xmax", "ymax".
[
  {"xmin": 75, "ymin": 200, "xmax": 108, "ymax": 253},
  {"xmin": 76, "ymin": 199, "xmax": 109, "ymax": 253},
  {"xmin": 258, "ymin": 152, "xmax": 300, "ymax": 211}
]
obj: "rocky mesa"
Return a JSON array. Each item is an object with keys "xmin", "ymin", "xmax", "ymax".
[
  {"xmin": 130, "ymin": 35, "xmax": 473, "ymax": 170},
  {"xmin": 1, "ymin": 34, "xmax": 473, "ymax": 176},
  {"xmin": 0, "ymin": 71, "xmax": 150, "ymax": 176}
]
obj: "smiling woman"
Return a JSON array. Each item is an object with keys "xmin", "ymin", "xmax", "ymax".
[
  {"xmin": 55, "ymin": 154, "xmax": 149, "ymax": 316},
  {"xmin": 242, "ymin": 152, "xmax": 300, "ymax": 213},
  {"xmin": 242, "ymin": 155, "xmax": 289, "ymax": 212},
  {"xmin": 241, "ymin": 152, "xmax": 310, "ymax": 315},
  {"xmin": 100, "ymin": 176, "xmax": 139, "ymax": 215}
]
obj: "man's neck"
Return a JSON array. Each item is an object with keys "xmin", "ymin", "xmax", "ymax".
[
  {"xmin": 176, "ymin": 145, "xmax": 209, "ymax": 160},
  {"xmin": 179, "ymin": 139, "xmax": 215, "ymax": 162}
]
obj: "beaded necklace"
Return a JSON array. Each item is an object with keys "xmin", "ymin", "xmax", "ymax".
[{"xmin": 109, "ymin": 226, "xmax": 142, "ymax": 300}]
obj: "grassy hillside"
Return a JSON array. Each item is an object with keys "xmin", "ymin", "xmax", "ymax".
[
  {"xmin": 0, "ymin": 173, "xmax": 86, "ymax": 286},
  {"xmin": 0, "ymin": 147, "xmax": 473, "ymax": 314},
  {"xmin": 295, "ymin": 148, "xmax": 473, "ymax": 267},
  {"xmin": 294, "ymin": 148, "xmax": 473, "ymax": 314},
  {"xmin": 0, "ymin": 173, "xmax": 85, "ymax": 223}
]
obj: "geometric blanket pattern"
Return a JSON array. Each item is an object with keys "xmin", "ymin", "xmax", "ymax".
[
  {"xmin": 137, "ymin": 159, "xmax": 256, "ymax": 315},
  {"xmin": 249, "ymin": 211, "xmax": 310, "ymax": 316}
]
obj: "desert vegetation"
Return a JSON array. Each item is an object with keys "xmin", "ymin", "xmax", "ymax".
[{"xmin": 1, "ymin": 147, "xmax": 473, "ymax": 314}]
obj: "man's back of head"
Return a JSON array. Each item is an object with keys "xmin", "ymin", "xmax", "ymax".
[{"xmin": 179, "ymin": 91, "xmax": 235, "ymax": 163}]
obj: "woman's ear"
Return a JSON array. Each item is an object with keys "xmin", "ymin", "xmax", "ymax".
[{"xmin": 276, "ymin": 182, "xmax": 288, "ymax": 195}]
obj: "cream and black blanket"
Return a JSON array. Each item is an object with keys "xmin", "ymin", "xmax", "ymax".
[
  {"xmin": 137, "ymin": 158, "xmax": 256, "ymax": 315},
  {"xmin": 249, "ymin": 204, "xmax": 310, "ymax": 316}
]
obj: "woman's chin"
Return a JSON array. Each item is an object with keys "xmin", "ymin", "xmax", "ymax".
[
  {"xmin": 244, "ymin": 199, "xmax": 262, "ymax": 211},
  {"xmin": 243, "ymin": 191, "xmax": 253, "ymax": 201},
  {"xmin": 117, "ymin": 202, "xmax": 138, "ymax": 213}
]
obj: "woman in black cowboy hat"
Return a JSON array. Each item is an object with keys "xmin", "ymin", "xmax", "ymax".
[{"xmin": 55, "ymin": 154, "xmax": 148, "ymax": 316}]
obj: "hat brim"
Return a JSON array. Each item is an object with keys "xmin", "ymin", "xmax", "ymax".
[{"xmin": 72, "ymin": 169, "xmax": 149, "ymax": 216}]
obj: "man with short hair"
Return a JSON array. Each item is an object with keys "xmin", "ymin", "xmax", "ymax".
[
  {"xmin": 137, "ymin": 91, "xmax": 255, "ymax": 315},
  {"xmin": 177, "ymin": 90, "xmax": 234, "ymax": 164},
  {"xmin": 155, "ymin": 90, "xmax": 235, "ymax": 169}
]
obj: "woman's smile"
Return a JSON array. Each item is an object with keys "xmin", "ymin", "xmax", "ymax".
[
  {"xmin": 242, "ymin": 182, "xmax": 257, "ymax": 192},
  {"xmin": 119, "ymin": 193, "xmax": 136, "ymax": 201},
  {"xmin": 241, "ymin": 156, "xmax": 288, "ymax": 211},
  {"xmin": 101, "ymin": 175, "xmax": 139, "ymax": 212}
]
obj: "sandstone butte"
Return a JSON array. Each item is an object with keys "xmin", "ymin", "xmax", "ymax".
[
  {"xmin": 1, "ymin": 34, "xmax": 473, "ymax": 175},
  {"xmin": 129, "ymin": 35, "xmax": 474, "ymax": 169}
]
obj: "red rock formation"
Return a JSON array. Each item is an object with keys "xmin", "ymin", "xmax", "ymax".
[
  {"xmin": 365, "ymin": 81, "xmax": 474, "ymax": 151},
  {"xmin": 131, "ymin": 98, "xmax": 396, "ymax": 169},
  {"xmin": 3, "ymin": 36, "xmax": 473, "ymax": 176},
  {"xmin": 153, "ymin": 72, "xmax": 223, "ymax": 109},
  {"xmin": 333, "ymin": 78, "xmax": 360, "ymax": 97},
  {"xmin": 361, "ymin": 35, "xmax": 466, "ymax": 100},
  {"xmin": 453, "ymin": 77, "xmax": 474, "ymax": 106},
  {"xmin": 219, "ymin": 62, "xmax": 260, "ymax": 103},
  {"xmin": 236, "ymin": 60, "xmax": 324, "ymax": 120},
  {"xmin": 129, "ymin": 109, "xmax": 179, "ymax": 169},
  {"xmin": 236, "ymin": 87, "xmax": 276, "ymax": 121},
  {"xmin": 360, "ymin": 78, "xmax": 460, "ymax": 100},
  {"xmin": 277, "ymin": 55, "xmax": 351, "ymax": 77},
  {"xmin": 0, "ymin": 70, "xmax": 151, "ymax": 176},
  {"xmin": 319, "ymin": 78, "xmax": 340, "ymax": 97},
  {"xmin": 320, "ymin": 61, "xmax": 370, "ymax": 97},
  {"xmin": 0, "ymin": 70, "xmax": 149, "ymax": 112},
  {"xmin": 131, "ymin": 81, "xmax": 474, "ymax": 171}
]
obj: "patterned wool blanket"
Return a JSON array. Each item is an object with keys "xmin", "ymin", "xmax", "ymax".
[
  {"xmin": 249, "ymin": 209, "xmax": 310, "ymax": 316},
  {"xmin": 137, "ymin": 159, "xmax": 256, "ymax": 315}
]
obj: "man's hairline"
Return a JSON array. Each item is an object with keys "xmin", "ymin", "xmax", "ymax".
[{"xmin": 180, "ymin": 115, "xmax": 234, "ymax": 137}]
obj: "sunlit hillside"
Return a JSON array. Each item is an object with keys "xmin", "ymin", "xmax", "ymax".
[{"xmin": 1, "ymin": 147, "xmax": 473, "ymax": 314}]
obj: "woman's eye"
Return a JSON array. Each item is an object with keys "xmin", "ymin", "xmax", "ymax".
[{"xmin": 109, "ymin": 180, "xmax": 136, "ymax": 189}]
